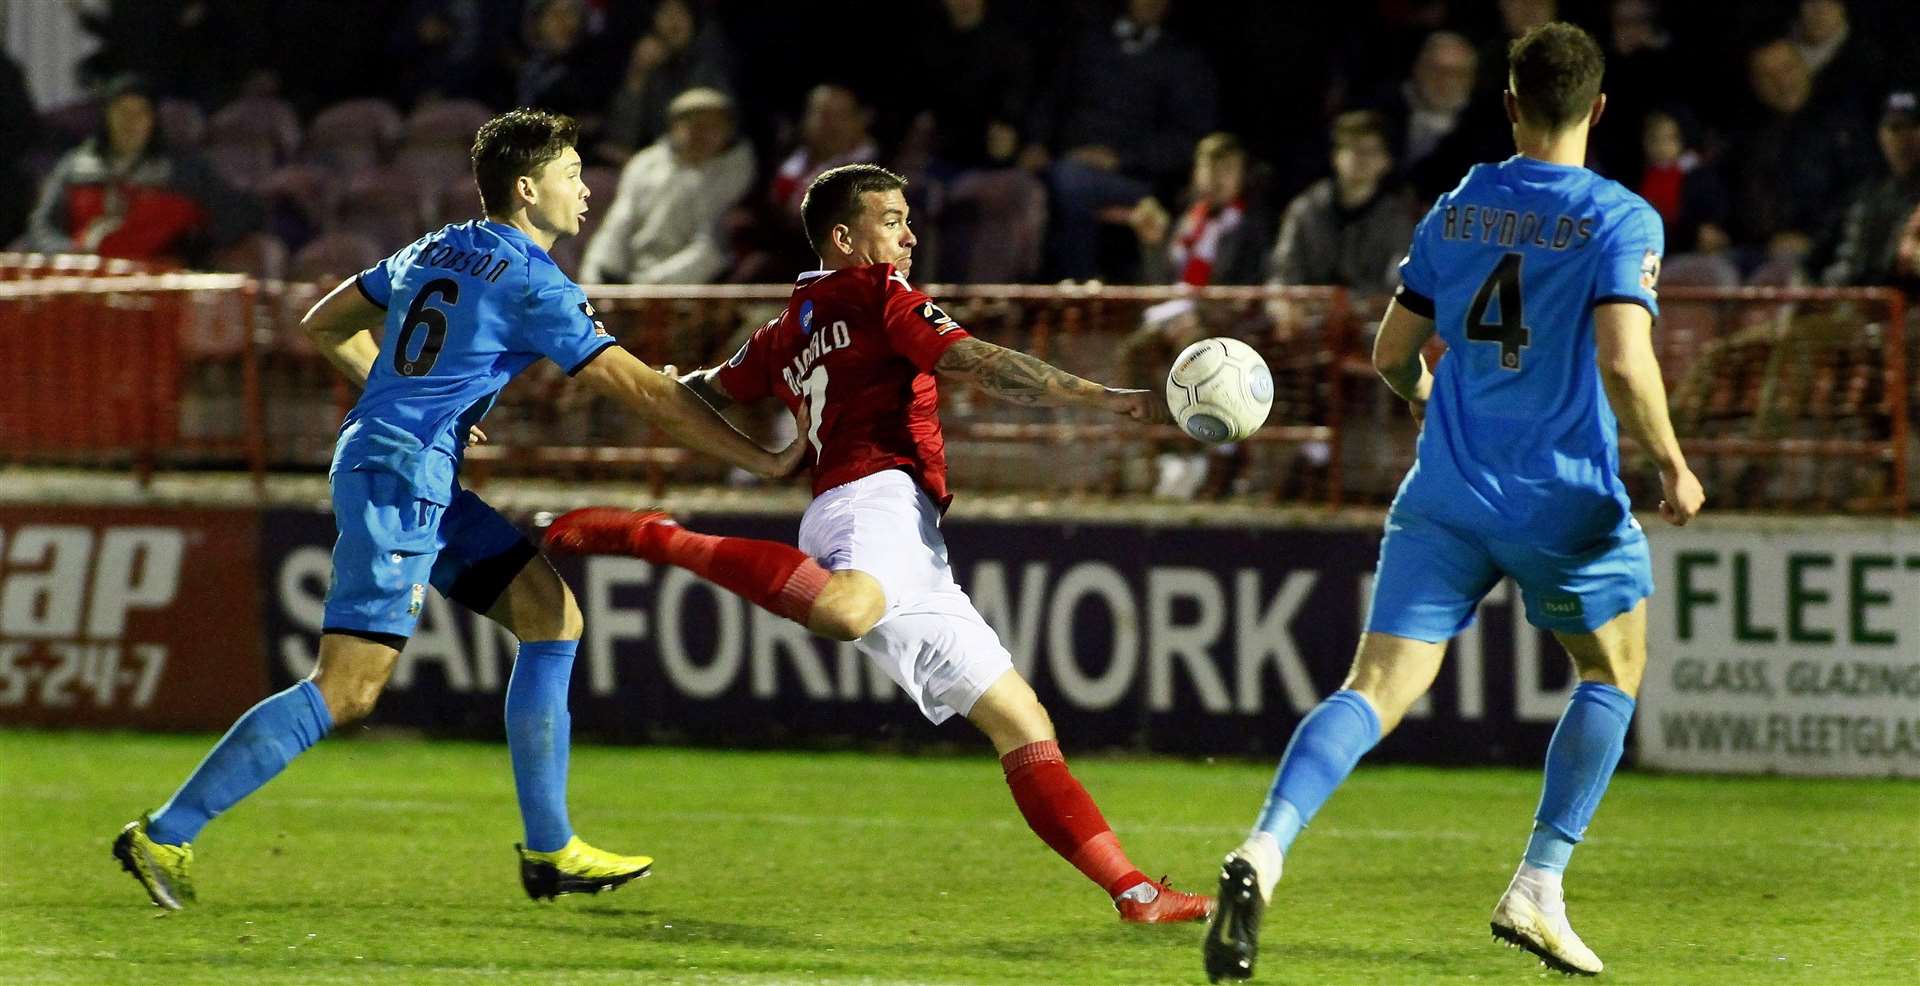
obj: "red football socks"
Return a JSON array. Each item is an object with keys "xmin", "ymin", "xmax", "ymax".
[
  {"xmin": 1000, "ymin": 740, "xmax": 1149, "ymax": 898},
  {"xmin": 649, "ymin": 527, "xmax": 830, "ymax": 625}
]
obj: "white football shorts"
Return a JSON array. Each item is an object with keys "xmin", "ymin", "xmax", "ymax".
[{"xmin": 797, "ymin": 468, "xmax": 1014, "ymax": 724}]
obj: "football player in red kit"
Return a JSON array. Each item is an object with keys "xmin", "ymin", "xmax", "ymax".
[{"xmin": 548, "ymin": 164, "xmax": 1212, "ymax": 923}]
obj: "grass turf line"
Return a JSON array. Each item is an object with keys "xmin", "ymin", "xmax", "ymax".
[{"xmin": 1, "ymin": 730, "xmax": 1915, "ymax": 985}]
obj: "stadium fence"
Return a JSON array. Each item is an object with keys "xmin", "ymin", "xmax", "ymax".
[{"xmin": 0, "ymin": 259, "xmax": 1907, "ymax": 514}]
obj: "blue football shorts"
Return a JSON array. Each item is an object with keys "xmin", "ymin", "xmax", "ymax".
[
  {"xmin": 321, "ymin": 469, "xmax": 536, "ymax": 640},
  {"xmin": 1365, "ymin": 507, "xmax": 1653, "ymax": 642}
]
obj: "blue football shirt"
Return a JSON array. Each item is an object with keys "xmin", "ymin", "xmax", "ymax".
[
  {"xmin": 1392, "ymin": 155, "xmax": 1664, "ymax": 548},
  {"xmin": 333, "ymin": 220, "xmax": 615, "ymax": 494}
]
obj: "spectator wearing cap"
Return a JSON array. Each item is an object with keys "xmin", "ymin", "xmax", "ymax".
[
  {"xmin": 1823, "ymin": 91, "xmax": 1920, "ymax": 287},
  {"xmin": 598, "ymin": 0, "xmax": 734, "ymax": 165},
  {"xmin": 579, "ymin": 88, "xmax": 753, "ymax": 285},
  {"xmin": 24, "ymin": 76, "xmax": 260, "ymax": 266},
  {"xmin": 1268, "ymin": 111, "xmax": 1415, "ymax": 299}
]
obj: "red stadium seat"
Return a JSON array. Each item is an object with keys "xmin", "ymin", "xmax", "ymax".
[
  {"xmin": 258, "ymin": 163, "xmax": 343, "ymax": 232},
  {"xmin": 430, "ymin": 172, "xmax": 482, "ymax": 228}
]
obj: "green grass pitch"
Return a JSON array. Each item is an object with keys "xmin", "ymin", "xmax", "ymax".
[{"xmin": 2, "ymin": 729, "xmax": 1915, "ymax": 985}]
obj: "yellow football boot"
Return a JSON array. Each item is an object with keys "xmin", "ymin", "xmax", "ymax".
[
  {"xmin": 112, "ymin": 816, "xmax": 196, "ymax": 910},
  {"xmin": 516, "ymin": 836, "xmax": 653, "ymax": 900}
]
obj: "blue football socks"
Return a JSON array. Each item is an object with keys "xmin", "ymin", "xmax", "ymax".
[
  {"xmin": 147, "ymin": 679, "xmax": 334, "ymax": 846},
  {"xmin": 1254, "ymin": 689, "xmax": 1383, "ymax": 853},
  {"xmin": 1525, "ymin": 681, "xmax": 1636, "ymax": 873},
  {"xmin": 505, "ymin": 639, "xmax": 578, "ymax": 853}
]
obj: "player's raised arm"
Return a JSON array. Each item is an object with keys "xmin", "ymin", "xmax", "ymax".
[
  {"xmin": 301, "ymin": 275, "xmax": 386, "ymax": 387},
  {"xmin": 1594, "ymin": 302, "xmax": 1703, "ymax": 525},
  {"xmin": 573, "ymin": 346, "xmax": 805, "ymax": 478},
  {"xmin": 935, "ymin": 337, "xmax": 1166, "ymax": 423}
]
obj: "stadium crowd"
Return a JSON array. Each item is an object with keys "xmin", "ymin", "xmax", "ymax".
[{"xmin": 3, "ymin": 0, "xmax": 1918, "ymax": 298}]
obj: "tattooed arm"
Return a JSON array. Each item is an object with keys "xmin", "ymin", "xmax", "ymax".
[{"xmin": 934, "ymin": 337, "xmax": 1166, "ymax": 421}]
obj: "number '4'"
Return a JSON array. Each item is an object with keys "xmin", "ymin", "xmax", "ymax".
[{"xmin": 1465, "ymin": 252, "xmax": 1529, "ymax": 371}]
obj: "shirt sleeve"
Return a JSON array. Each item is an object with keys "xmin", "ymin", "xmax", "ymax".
[
  {"xmin": 1593, "ymin": 200, "xmax": 1664, "ymax": 317},
  {"xmin": 713, "ymin": 319, "xmax": 778, "ymax": 403},
  {"xmin": 354, "ymin": 253, "xmax": 396, "ymax": 310},
  {"xmin": 522, "ymin": 273, "xmax": 618, "ymax": 375},
  {"xmin": 879, "ymin": 270, "xmax": 971, "ymax": 371},
  {"xmin": 1392, "ymin": 205, "xmax": 1439, "ymax": 318}
]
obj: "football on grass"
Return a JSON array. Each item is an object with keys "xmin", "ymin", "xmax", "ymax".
[{"xmin": 1166, "ymin": 336, "xmax": 1273, "ymax": 443}]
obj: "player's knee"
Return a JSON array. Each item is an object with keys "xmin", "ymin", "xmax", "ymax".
[
  {"xmin": 811, "ymin": 597, "xmax": 882, "ymax": 641},
  {"xmin": 808, "ymin": 577, "xmax": 885, "ymax": 641},
  {"xmin": 314, "ymin": 673, "xmax": 384, "ymax": 725},
  {"xmin": 551, "ymin": 583, "xmax": 585, "ymax": 641}
]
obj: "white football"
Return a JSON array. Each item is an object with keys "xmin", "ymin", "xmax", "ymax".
[{"xmin": 1165, "ymin": 336, "xmax": 1273, "ymax": 444}]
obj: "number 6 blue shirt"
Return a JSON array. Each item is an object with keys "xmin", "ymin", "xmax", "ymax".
[
  {"xmin": 335, "ymin": 220, "xmax": 616, "ymax": 494},
  {"xmin": 1392, "ymin": 155, "xmax": 1664, "ymax": 548}
]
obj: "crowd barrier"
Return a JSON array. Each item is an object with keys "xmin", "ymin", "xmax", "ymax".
[{"xmin": 0, "ymin": 260, "xmax": 1908, "ymax": 513}]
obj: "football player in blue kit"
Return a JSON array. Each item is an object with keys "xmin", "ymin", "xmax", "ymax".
[
  {"xmin": 1204, "ymin": 23, "xmax": 1705, "ymax": 981},
  {"xmin": 114, "ymin": 109, "xmax": 806, "ymax": 908}
]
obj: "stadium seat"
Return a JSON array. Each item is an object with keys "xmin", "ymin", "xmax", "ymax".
[
  {"xmin": 205, "ymin": 96, "xmax": 302, "ymax": 189},
  {"xmin": 207, "ymin": 95, "xmax": 302, "ymax": 159},
  {"xmin": 403, "ymin": 98, "xmax": 494, "ymax": 145},
  {"xmin": 290, "ymin": 230, "xmax": 383, "ymax": 283},
  {"xmin": 303, "ymin": 99, "xmax": 404, "ymax": 174},
  {"xmin": 1659, "ymin": 252, "xmax": 1739, "ymax": 288},
  {"xmin": 430, "ymin": 172, "xmax": 481, "ymax": 228},
  {"xmin": 258, "ymin": 163, "xmax": 343, "ymax": 239},
  {"xmin": 939, "ymin": 170, "xmax": 1046, "ymax": 283},
  {"xmin": 156, "ymin": 99, "xmax": 206, "ymax": 149},
  {"xmin": 208, "ymin": 231, "xmax": 289, "ymax": 281},
  {"xmin": 334, "ymin": 165, "xmax": 431, "ymax": 251}
]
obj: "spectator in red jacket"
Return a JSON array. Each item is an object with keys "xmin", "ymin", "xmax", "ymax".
[{"xmin": 24, "ymin": 76, "xmax": 259, "ymax": 266}]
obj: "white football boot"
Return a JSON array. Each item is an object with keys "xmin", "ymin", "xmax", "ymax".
[{"xmin": 1489, "ymin": 864, "xmax": 1603, "ymax": 976}]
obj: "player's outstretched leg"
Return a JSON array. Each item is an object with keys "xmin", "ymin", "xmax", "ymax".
[
  {"xmin": 1490, "ymin": 678, "xmax": 1634, "ymax": 976},
  {"xmin": 1205, "ymin": 689, "xmax": 1381, "ymax": 981},
  {"xmin": 115, "ymin": 676, "xmax": 335, "ymax": 908},
  {"xmin": 544, "ymin": 509, "xmax": 830, "ymax": 629},
  {"xmin": 969, "ymin": 673, "xmax": 1213, "ymax": 924}
]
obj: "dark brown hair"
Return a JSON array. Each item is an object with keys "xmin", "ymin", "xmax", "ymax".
[
  {"xmin": 801, "ymin": 164, "xmax": 907, "ymax": 253},
  {"xmin": 1330, "ymin": 110, "xmax": 1390, "ymax": 150},
  {"xmin": 1507, "ymin": 22, "xmax": 1606, "ymax": 131},
  {"xmin": 470, "ymin": 108, "xmax": 579, "ymax": 216}
]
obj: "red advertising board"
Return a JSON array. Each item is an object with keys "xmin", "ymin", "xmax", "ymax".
[{"xmin": 0, "ymin": 507, "xmax": 263, "ymax": 729}]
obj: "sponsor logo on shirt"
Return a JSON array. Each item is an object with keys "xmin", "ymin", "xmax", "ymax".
[
  {"xmin": 1640, "ymin": 250, "xmax": 1661, "ymax": 294},
  {"xmin": 800, "ymin": 300, "xmax": 815, "ymax": 335}
]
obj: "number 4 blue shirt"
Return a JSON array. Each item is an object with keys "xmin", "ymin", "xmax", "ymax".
[
  {"xmin": 1392, "ymin": 155, "xmax": 1664, "ymax": 549},
  {"xmin": 334, "ymin": 220, "xmax": 616, "ymax": 496}
]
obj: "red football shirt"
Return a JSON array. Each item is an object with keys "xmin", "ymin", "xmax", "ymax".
[{"xmin": 716, "ymin": 264, "xmax": 971, "ymax": 506}]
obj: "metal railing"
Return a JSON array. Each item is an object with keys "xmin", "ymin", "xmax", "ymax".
[{"xmin": 0, "ymin": 265, "xmax": 1907, "ymax": 514}]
